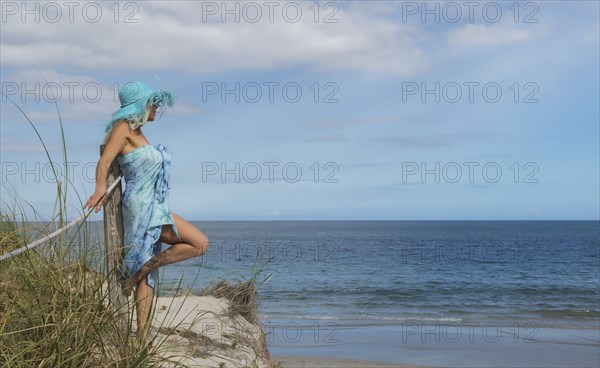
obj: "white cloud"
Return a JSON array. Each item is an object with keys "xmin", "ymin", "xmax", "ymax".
[
  {"xmin": 0, "ymin": 68, "xmax": 203, "ymax": 126},
  {"xmin": 1, "ymin": 1, "xmax": 428, "ymax": 77},
  {"xmin": 448, "ymin": 23, "xmax": 535, "ymax": 48},
  {"xmin": 306, "ymin": 114, "xmax": 428, "ymax": 129},
  {"xmin": 373, "ymin": 131, "xmax": 491, "ymax": 148}
]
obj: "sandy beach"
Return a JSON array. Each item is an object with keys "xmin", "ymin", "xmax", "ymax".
[
  {"xmin": 129, "ymin": 293, "xmax": 430, "ymax": 368},
  {"xmin": 131, "ymin": 293, "xmax": 599, "ymax": 368},
  {"xmin": 136, "ymin": 294, "xmax": 272, "ymax": 367},
  {"xmin": 272, "ymin": 355, "xmax": 427, "ymax": 368}
]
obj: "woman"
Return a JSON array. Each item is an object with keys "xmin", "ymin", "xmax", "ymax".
[{"xmin": 84, "ymin": 80, "xmax": 209, "ymax": 349}]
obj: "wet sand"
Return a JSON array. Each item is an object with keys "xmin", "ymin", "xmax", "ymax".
[
  {"xmin": 272, "ymin": 355, "xmax": 428, "ymax": 368},
  {"xmin": 267, "ymin": 323, "xmax": 600, "ymax": 368}
]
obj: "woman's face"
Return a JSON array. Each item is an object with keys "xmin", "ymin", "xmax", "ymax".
[{"xmin": 147, "ymin": 104, "xmax": 158, "ymax": 121}]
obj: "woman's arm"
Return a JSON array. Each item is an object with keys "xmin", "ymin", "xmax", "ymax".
[{"xmin": 84, "ymin": 122, "xmax": 130, "ymax": 212}]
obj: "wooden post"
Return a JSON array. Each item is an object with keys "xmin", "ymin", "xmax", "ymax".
[{"xmin": 100, "ymin": 144, "xmax": 129, "ymax": 320}]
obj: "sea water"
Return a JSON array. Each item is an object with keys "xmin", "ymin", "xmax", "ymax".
[{"xmin": 157, "ymin": 221, "xmax": 599, "ymax": 330}]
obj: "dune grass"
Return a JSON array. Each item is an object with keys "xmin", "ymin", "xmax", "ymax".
[{"xmin": 0, "ymin": 212, "xmax": 162, "ymax": 367}]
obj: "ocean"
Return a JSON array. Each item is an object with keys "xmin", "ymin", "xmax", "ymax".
[{"xmin": 151, "ymin": 220, "xmax": 600, "ymax": 330}]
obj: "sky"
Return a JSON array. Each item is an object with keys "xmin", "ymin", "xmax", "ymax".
[{"xmin": 0, "ymin": 0, "xmax": 598, "ymax": 221}]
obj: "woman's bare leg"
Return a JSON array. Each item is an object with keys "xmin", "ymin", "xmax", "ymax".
[
  {"xmin": 134, "ymin": 275, "xmax": 154, "ymax": 346},
  {"xmin": 122, "ymin": 212, "xmax": 209, "ymax": 297}
]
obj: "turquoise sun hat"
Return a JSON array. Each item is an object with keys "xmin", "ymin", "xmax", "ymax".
[{"xmin": 105, "ymin": 80, "xmax": 176, "ymax": 134}]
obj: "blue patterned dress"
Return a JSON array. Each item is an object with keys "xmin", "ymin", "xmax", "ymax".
[{"xmin": 117, "ymin": 144, "xmax": 181, "ymax": 289}]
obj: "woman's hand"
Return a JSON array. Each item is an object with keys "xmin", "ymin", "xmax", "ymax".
[{"xmin": 85, "ymin": 186, "xmax": 107, "ymax": 213}]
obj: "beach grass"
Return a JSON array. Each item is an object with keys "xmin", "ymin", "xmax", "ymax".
[{"xmin": 0, "ymin": 207, "xmax": 173, "ymax": 367}]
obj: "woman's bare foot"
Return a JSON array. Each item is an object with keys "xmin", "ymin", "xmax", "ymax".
[{"xmin": 121, "ymin": 276, "xmax": 137, "ymax": 297}]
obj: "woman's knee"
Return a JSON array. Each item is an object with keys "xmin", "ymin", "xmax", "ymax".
[
  {"xmin": 172, "ymin": 212, "xmax": 209, "ymax": 256},
  {"xmin": 193, "ymin": 232, "xmax": 209, "ymax": 256}
]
